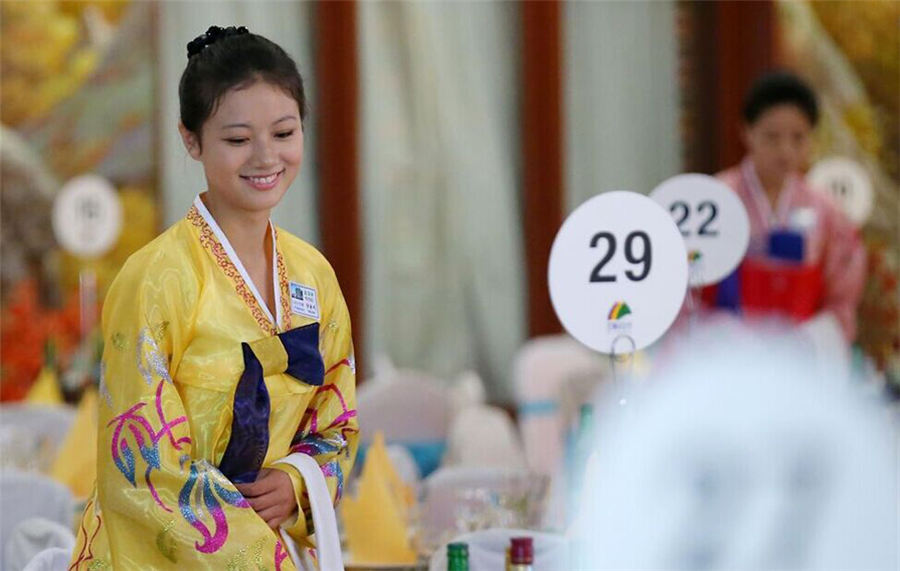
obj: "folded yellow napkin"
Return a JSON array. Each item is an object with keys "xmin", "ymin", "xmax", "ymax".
[
  {"xmin": 25, "ymin": 366, "xmax": 64, "ymax": 405},
  {"xmin": 50, "ymin": 388, "xmax": 98, "ymax": 498},
  {"xmin": 340, "ymin": 431, "xmax": 417, "ymax": 565}
]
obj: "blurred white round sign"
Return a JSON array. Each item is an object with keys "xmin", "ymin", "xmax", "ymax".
[
  {"xmin": 651, "ymin": 173, "xmax": 750, "ymax": 286},
  {"xmin": 548, "ymin": 191, "xmax": 688, "ymax": 353},
  {"xmin": 52, "ymin": 174, "xmax": 122, "ymax": 257},
  {"xmin": 806, "ymin": 157, "xmax": 873, "ymax": 226},
  {"xmin": 573, "ymin": 328, "xmax": 898, "ymax": 570}
]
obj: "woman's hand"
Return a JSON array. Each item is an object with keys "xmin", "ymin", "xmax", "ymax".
[{"xmin": 235, "ymin": 468, "xmax": 298, "ymax": 529}]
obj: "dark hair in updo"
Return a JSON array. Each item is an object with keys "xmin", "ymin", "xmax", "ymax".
[
  {"xmin": 742, "ymin": 70, "xmax": 819, "ymax": 127},
  {"xmin": 179, "ymin": 26, "xmax": 307, "ymax": 144}
]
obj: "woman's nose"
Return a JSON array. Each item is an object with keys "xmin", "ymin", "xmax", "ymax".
[
  {"xmin": 779, "ymin": 139, "xmax": 796, "ymax": 160},
  {"xmin": 253, "ymin": 140, "xmax": 278, "ymax": 167}
]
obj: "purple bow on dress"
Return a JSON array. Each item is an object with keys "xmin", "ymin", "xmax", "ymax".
[{"xmin": 218, "ymin": 322, "xmax": 324, "ymax": 484}]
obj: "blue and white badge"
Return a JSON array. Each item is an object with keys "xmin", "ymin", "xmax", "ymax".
[{"xmin": 289, "ymin": 282, "xmax": 320, "ymax": 319}]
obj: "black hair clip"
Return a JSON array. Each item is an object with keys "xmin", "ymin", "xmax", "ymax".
[{"xmin": 186, "ymin": 25, "xmax": 250, "ymax": 59}]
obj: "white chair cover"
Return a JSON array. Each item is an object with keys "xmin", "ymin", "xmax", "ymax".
[
  {"xmin": 6, "ymin": 519, "xmax": 75, "ymax": 571},
  {"xmin": 0, "ymin": 471, "xmax": 73, "ymax": 565},
  {"xmin": 357, "ymin": 368, "xmax": 451, "ymax": 444},
  {"xmin": 427, "ymin": 528, "xmax": 568, "ymax": 571},
  {"xmin": 511, "ymin": 335, "xmax": 606, "ymax": 476},
  {"xmin": 442, "ymin": 405, "xmax": 526, "ymax": 469},
  {"xmin": 385, "ymin": 444, "xmax": 421, "ymax": 485},
  {"xmin": 0, "ymin": 405, "xmax": 76, "ymax": 473},
  {"xmin": 357, "ymin": 367, "xmax": 452, "ymax": 478},
  {"xmin": 21, "ymin": 547, "xmax": 72, "ymax": 571}
]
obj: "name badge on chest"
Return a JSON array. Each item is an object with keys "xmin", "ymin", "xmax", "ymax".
[{"xmin": 289, "ymin": 281, "xmax": 320, "ymax": 320}]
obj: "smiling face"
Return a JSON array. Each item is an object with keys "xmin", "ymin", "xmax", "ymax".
[
  {"xmin": 179, "ymin": 79, "xmax": 303, "ymax": 220},
  {"xmin": 742, "ymin": 103, "xmax": 813, "ymax": 191}
]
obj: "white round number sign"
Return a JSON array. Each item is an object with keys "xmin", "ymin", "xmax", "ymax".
[
  {"xmin": 52, "ymin": 174, "xmax": 123, "ymax": 258},
  {"xmin": 807, "ymin": 157, "xmax": 873, "ymax": 227},
  {"xmin": 548, "ymin": 191, "xmax": 688, "ymax": 353},
  {"xmin": 650, "ymin": 173, "xmax": 750, "ymax": 286}
]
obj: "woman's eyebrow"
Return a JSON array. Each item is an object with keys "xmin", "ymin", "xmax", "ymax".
[
  {"xmin": 221, "ymin": 115, "xmax": 298, "ymax": 130},
  {"xmin": 272, "ymin": 115, "xmax": 299, "ymax": 126}
]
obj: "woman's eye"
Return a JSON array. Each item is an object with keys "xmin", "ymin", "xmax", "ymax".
[
  {"xmin": 275, "ymin": 130, "xmax": 295, "ymax": 139},
  {"xmin": 225, "ymin": 138, "xmax": 248, "ymax": 145}
]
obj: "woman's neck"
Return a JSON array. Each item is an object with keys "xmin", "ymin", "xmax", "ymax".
[
  {"xmin": 755, "ymin": 167, "xmax": 786, "ymax": 209},
  {"xmin": 201, "ymin": 193, "xmax": 270, "ymax": 262}
]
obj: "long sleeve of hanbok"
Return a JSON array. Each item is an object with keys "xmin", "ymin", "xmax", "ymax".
[
  {"xmin": 69, "ymin": 249, "xmax": 293, "ymax": 570},
  {"xmin": 274, "ymin": 268, "xmax": 359, "ymax": 546}
]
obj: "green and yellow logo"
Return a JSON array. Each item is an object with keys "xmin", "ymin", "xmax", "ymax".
[{"xmin": 608, "ymin": 301, "xmax": 632, "ymax": 321}]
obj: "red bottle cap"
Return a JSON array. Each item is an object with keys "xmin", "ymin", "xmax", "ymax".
[{"xmin": 510, "ymin": 537, "xmax": 534, "ymax": 564}]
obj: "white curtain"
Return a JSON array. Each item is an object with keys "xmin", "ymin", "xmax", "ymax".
[
  {"xmin": 565, "ymin": 0, "xmax": 682, "ymax": 211},
  {"xmin": 360, "ymin": 2, "xmax": 525, "ymax": 402},
  {"xmin": 158, "ymin": 1, "xmax": 318, "ymax": 244}
]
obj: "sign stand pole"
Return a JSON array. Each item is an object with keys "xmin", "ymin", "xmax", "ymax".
[
  {"xmin": 610, "ymin": 334, "xmax": 636, "ymax": 407},
  {"xmin": 684, "ymin": 264, "xmax": 705, "ymax": 334},
  {"xmin": 79, "ymin": 268, "xmax": 97, "ymax": 342}
]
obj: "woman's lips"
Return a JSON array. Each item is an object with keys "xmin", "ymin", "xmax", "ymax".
[{"xmin": 241, "ymin": 169, "xmax": 285, "ymax": 190}]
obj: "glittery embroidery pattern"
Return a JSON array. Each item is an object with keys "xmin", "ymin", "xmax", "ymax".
[
  {"xmin": 275, "ymin": 541, "xmax": 288, "ymax": 571},
  {"xmin": 153, "ymin": 320, "xmax": 170, "ymax": 342},
  {"xmin": 188, "ymin": 206, "xmax": 282, "ymax": 335},
  {"xmin": 178, "ymin": 460, "xmax": 251, "ymax": 554},
  {"xmin": 292, "ymin": 381, "xmax": 358, "ymax": 502},
  {"xmin": 98, "ymin": 363, "xmax": 113, "ymax": 409},
  {"xmin": 305, "ymin": 547, "xmax": 318, "ymax": 567},
  {"xmin": 108, "ymin": 377, "xmax": 191, "ymax": 512},
  {"xmin": 136, "ymin": 328, "xmax": 172, "ymax": 387},
  {"xmin": 110, "ymin": 332, "xmax": 128, "ymax": 351},
  {"xmin": 224, "ymin": 537, "xmax": 265, "ymax": 571},
  {"xmin": 156, "ymin": 520, "xmax": 178, "ymax": 563}
]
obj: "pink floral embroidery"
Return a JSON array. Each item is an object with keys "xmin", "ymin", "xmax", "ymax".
[
  {"xmin": 303, "ymin": 383, "xmax": 358, "ymax": 437},
  {"xmin": 177, "ymin": 460, "xmax": 250, "ymax": 554},
  {"xmin": 275, "ymin": 541, "xmax": 288, "ymax": 570},
  {"xmin": 291, "ymin": 382, "xmax": 358, "ymax": 501},
  {"xmin": 109, "ymin": 379, "xmax": 191, "ymax": 512}
]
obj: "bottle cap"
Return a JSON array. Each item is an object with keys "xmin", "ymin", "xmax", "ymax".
[
  {"xmin": 447, "ymin": 542, "xmax": 468, "ymax": 557},
  {"xmin": 510, "ymin": 536, "xmax": 534, "ymax": 564}
]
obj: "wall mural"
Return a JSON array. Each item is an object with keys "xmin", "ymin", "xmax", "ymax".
[
  {"xmin": 777, "ymin": 0, "xmax": 899, "ymax": 386},
  {"xmin": 1, "ymin": 1, "xmax": 159, "ymax": 401}
]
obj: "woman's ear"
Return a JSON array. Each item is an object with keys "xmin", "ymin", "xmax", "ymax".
[
  {"xmin": 740, "ymin": 121, "xmax": 754, "ymax": 150},
  {"xmin": 178, "ymin": 123, "xmax": 202, "ymax": 160}
]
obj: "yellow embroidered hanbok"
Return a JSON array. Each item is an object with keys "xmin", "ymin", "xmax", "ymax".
[{"xmin": 69, "ymin": 196, "xmax": 358, "ymax": 570}]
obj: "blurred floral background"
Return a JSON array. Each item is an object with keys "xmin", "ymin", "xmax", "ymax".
[
  {"xmin": 777, "ymin": 0, "xmax": 899, "ymax": 380},
  {"xmin": 1, "ymin": 1, "xmax": 159, "ymax": 401}
]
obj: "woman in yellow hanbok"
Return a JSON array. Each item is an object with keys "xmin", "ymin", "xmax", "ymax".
[{"xmin": 69, "ymin": 26, "xmax": 358, "ymax": 570}]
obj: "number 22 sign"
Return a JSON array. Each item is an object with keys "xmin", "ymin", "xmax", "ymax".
[
  {"xmin": 548, "ymin": 191, "xmax": 688, "ymax": 353},
  {"xmin": 651, "ymin": 174, "xmax": 750, "ymax": 287}
]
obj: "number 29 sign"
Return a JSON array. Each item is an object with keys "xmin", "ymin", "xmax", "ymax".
[{"xmin": 548, "ymin": 191, "xmax": 688, "ymax": 353}]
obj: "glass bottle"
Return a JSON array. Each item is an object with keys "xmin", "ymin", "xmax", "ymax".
[
  {"xmin": 447, "ymin": 542, "xmax": 469, "ymax": 571},
  {"xmin": 508, "ymin": 536, "xmax": 534, "ymax": 571}
]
